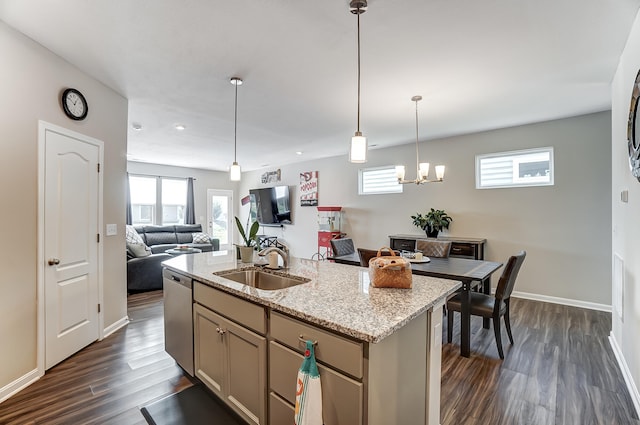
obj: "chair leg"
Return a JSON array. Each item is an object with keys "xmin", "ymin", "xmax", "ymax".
[
  {"xmin": 504, "ymin": 301, "xmax": 514, "ymax": 345},
  {"xmin": 493, "ymin": 316, "xmax": 504, "ymax": 359},
  {"xmin": 447, "ymin": 308, "xmax": 454, "ymax": 343}
]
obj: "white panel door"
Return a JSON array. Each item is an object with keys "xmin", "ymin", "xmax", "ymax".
[{"xmin": 44, "ymin": 127, "xmax": 100, "ymax": 369}]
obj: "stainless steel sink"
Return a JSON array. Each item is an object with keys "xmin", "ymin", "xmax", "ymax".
[{"xmin": 217, "ymin": 269, "xmax": 310, "ymax": 290}]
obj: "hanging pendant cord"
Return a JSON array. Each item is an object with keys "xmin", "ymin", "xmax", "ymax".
[
  {"xmin": 234, "ymin": 81, "xmax": 238, "ymax": 162},
  {"xmin": 415, "ymin": 99, "xmax": 420, "ymax": 175},
  {"xmin": 357, "ymin": 7, "xmax": 361, "ymax": 133}
]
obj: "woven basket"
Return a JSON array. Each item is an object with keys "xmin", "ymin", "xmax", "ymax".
[{"xmin": 368, "ymin": 247, "xmax": 412, "ymax": 288}]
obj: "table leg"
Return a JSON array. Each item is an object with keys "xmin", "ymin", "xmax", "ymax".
[
  {"xmin": 461, "ymin": 281, "xmax": 471, "ymax": 357},
  {"xmin": 482, "ymin": 277, "xmax": 491, "ymax": 329}
]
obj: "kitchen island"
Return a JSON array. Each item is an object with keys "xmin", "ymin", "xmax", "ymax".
[{"xmin": 162, "ymin": 251, "xmax": 461, "ymax": 425}]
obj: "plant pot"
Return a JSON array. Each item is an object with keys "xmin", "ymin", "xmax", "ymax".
[
  {"xmin": 239, "ymin": 246, "xmax": 255, "ymax": 263},
  {"xmin": 425, "ymin": 227, "xmax": 439, "ymax": 238}
]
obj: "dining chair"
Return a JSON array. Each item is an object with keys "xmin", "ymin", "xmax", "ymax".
[
  {"xmin": 446, "ymin": 250, "xmax": 526, "ymax": 359},
  {"xmin": 330, "ymin": 238, "xmax": 356, "ymax": 257},
  {"xmin": 416, "ymin": 240, "xmax": 452, "ymax": 258},
  {"xmin": 357, "ymin": 248, "xmax": 400, "ymax": 267}
]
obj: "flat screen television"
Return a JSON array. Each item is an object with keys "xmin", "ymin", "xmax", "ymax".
[{"xmin": 249, "ymin": 185, "xmax": 292, "ymax": 225}]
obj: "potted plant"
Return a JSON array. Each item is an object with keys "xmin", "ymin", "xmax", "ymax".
[
  {"xmin": 411, "ymin": 208, "xmax": 452, "ymax": 238},
  {"xmin": 235, "ymin": 216, "xmax": 259, "ymax": 263}
]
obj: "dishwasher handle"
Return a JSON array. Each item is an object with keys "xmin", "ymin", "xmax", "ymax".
[{"xmin": 165, "ymin": 272, "xmax": 192, "ymax": 289}]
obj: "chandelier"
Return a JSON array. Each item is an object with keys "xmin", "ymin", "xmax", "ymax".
[{"xmin": 396, "ymin": 96, "xmax": 445, "ymax": 184}]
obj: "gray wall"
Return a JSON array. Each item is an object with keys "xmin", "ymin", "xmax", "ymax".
[
  {"xmin": 240, "ymin": 111, "xmax": 612, "ymax": 308},
  {"xmin": 0, "ymin": 22, "xmax": 128, "ymax": 393},
  {"xmin": 611, "ymin": 7, "xmax": 640, "ymax": 412}
]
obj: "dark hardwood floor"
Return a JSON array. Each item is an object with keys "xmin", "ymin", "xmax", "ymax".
[
  {"xmin": 0, "ymin": 292, "xmax": 637, "ymax": 424},
  {"xmin": 0, "ymin": 291, "xmax": 195, "ymax": 425},
  {"xmin": 441, "ymin": 298, "xmax": 639, "ymax": 425}
]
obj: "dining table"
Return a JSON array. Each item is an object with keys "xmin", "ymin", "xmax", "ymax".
[{"xmin": 330, "ymin": 252, "xmax": 503, "ymax": 358}]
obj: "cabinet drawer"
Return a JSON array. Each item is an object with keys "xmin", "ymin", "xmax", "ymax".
[
  {"xmin": 450, "ymin": 242, "xmax": 476, "ymax": 258},
  {"xmin": 270, "ymin": 312, "xmax": 363, "ymax": 378},
  {"xmin": 390, "ymin": 238, "xmax": 416, "ymax": 251},
  {"xmin": 193, "ymin": 281, "xmax": 266, "ymax": 335},
  {"xmin": 269, "ymin": 392, "xmax": 294, "ymax": 425},
  {"xmin": 269, "ymin": 342, "xmax": 363, "ymax": 425}
]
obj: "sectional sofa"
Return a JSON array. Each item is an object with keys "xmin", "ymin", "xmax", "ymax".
[{"xmin": 126, "ymin": 224, "xmax": 220, "ymax": 292}]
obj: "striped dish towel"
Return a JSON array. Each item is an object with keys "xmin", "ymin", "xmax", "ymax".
[{"xmin": 294, "ymin": 340, "xmax": 323, "ymax": 425}]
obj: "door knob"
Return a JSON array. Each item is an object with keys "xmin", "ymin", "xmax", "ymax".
[{"xmin": 48, "ymin": 258, "xmax": 60, "ymax": 266}]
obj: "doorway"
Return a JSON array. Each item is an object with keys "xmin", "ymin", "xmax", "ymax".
[
  {"xmin": 38, "ymin": 121, "xmax": 103, "ymax": 371},
  {"xmin": 207, "ymin": 189, "xmax": 233, "ymax": 251}
]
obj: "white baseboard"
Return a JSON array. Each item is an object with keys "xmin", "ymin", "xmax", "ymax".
[
  {"xmin": 102, "ymin": 316, "xmax": 130, "ymax": 339},
  {"xmin": 0, "ymin": 368, "xmax": 40, "ymax": 404},
  {"xmin": 609, "ymin": 333, "xmax": 640, "ymax": 417},
  {"xmin": 0, "ymin": 316, "xmax": 130, "ymax": 405},
  {"xmin": 511, "ymin": 290, "xmax": 611, "ymax": 312}
]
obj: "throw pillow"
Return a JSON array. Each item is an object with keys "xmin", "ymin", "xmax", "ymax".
[
  {"xmin": 192, "ymin": 232, "xmax": 210, "ymax": 244},
  {"xmin": 126, "ymin": 225, "xmax": 144, "ymax": 245},
  {"xmin": 127, "ymin": 242, "xmax": 151, "ymax": 258}
]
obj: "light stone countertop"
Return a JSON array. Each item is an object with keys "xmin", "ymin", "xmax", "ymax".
[{"xmin": 162, "ymin": 250, "xmax": 461, "ymax": 344}]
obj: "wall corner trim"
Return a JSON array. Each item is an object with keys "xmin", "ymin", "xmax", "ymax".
[{"xmin": 609, "ymin": 332, "xmax": 640, "ymax": 417}]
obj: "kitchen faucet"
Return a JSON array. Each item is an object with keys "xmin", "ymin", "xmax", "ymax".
[{"xmin": 258, "ymin": 246, "xmax": 289, "ymax": 269}]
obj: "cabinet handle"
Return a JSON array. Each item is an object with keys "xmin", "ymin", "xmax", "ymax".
[
  {"xmin": 298, "ymin": 335, "xmax": 318, "ymax": 346},
  {"xmin": 48, "ymin": 258, "xmax": 60, "ymax": 266},
  {"xmin": 171, "ymin": 275, "xmax": 180, "ymax": 282},
  {"xmin": 216, "ymin": 327, "xmax": 226, "ymax": 335}
]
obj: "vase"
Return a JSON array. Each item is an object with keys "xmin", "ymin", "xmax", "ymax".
[
  {"xmin": 425, "ymin": 227, "xmax": 439, "ymax": 238},
  {"xmin": 239, "ymin": 246, "xmax": 255, "ymax": 263}
]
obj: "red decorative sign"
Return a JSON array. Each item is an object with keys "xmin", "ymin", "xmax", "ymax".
[{"xmin": 300, "ymin": 171, "xmax": 318, "ymax": 207}]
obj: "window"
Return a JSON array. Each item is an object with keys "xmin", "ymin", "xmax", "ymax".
[
  {"xmin": 359, "ymin": 166, "xmax": 403, "ymax": 195},
  {"xmin": 129, "ymin": 176, "xmax": 156, "ymax": 224},
  {"xmin": 129, "ymin": 175, "xmax": 187, "ymax": 225},
  {"xmin": 476, "ymin": 147, "xmax": 554, "ymax": 189}
]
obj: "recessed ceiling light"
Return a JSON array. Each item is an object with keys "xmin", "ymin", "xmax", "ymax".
[
  {"xmin": 132, "ymin": 123, "xmax": 142, "ymax": 131},
  {"xmin": 296, "ymin": 151, "xmax": 303, "ymax": 155},
  {"xmin": 175, "ymin": 124, "xmax": 186, "ymax": 131}
]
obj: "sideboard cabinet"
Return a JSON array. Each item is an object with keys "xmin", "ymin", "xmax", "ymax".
[{"xmin": 388, "ymin": 234, "xmax": 486, "ymax": 260}]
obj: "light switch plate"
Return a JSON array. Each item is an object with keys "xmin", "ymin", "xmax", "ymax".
[
  {"xmin": 621, "ymin": 190, "xmax": 629, "ymax": 203},
  {"xmin": 106, "ymin": 224, "xmax": 117, "ymax": 236}
]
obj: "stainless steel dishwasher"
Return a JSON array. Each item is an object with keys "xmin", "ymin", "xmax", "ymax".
[{"xmin": 163, "ymin": 268, "xmax": 194, "ymax": 376}]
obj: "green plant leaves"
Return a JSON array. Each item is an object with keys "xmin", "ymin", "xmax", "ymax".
[
  {"xmin": 411, "ymin": 209, "xmax": 452, "ymax": 232},
  {"xmin": 234, "ymin": 216, "xmax": 259, "ymax": 247}
]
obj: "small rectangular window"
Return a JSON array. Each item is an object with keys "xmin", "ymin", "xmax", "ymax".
[
  {"xmin": 359, "ymin": 166, "xmax": 403, "ymax": 195},
  {"xmin": 476, "ymin": 147, "xmax": 554, "ymax": 189}
]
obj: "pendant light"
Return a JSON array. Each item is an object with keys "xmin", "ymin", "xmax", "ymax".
[
  {"xmin": 229, "ymin": 77, "xmax": 243, "ymax": 181},
  {"xmin": 349, "ymin": 0, "xmax": 368, "ymax": 163},
  {"xmin": 396, "ymin": 96, "xmax": 445, "ymax": 184}
]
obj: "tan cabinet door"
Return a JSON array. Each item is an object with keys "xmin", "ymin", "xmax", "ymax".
[
  {"xmin": 193, "ymin": 303, "xmax": 267, "ymax": 425},
  {"xmin": 194, "ymin": 303, "xmax": 226, "ymax": 397}
]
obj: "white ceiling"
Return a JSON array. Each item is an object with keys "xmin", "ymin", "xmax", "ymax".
[{"xmin": 1, "ymin": 0, "xmax": 639, "ymax": 172}]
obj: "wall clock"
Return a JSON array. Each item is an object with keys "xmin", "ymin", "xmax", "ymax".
[
  {"xmin": 61, "ymin": 88, "xmax": 88, "ymax": 121},
  {"xmin": 627, "ymin": 69, "xmax": 640, "ymax": 182}
]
